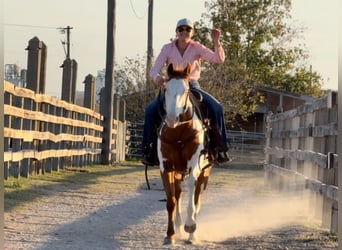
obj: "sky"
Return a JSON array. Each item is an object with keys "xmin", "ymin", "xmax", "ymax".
[{"xmin": 4, "ymin": 0, "xmax": 338, "ymax": 98}]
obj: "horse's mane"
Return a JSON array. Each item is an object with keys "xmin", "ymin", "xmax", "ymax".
[{"xmin": 167, "ymin": 64, "xmax": 191, "ymax": 80}]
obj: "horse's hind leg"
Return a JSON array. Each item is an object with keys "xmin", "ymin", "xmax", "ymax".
[
  {"xmin": 194, "ymin": 166, "xmax": 212, "ymax": 215},
  {"xmin": 186, "ymin": 166, "xmax": 212, "ymax": 244}
]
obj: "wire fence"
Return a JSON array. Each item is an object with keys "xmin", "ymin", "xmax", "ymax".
[{"xmin": 125, "ymin": 121, "xmax": 266, "ymax": 162}]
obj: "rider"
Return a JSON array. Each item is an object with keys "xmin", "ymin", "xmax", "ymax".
[{"xmin": 142, "ymin": 18, "xmax": 231, "ymax": 166}]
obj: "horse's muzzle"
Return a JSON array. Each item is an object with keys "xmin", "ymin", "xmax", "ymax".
[{"xmin": 165, "ymin": 116, "xmax": 179, "ymax": 128}]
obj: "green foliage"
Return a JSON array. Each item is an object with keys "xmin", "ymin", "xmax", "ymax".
[
  {"xmin": 114, "ymin": 55, "xmax": 158, "ymax": 121},
  {"xmin": 113, "ymin": 0, "xmax": 324, "ymax": 124},
  {"xmin": 192, "ymin": 0, "xmax": 324, "ymax": 124}
]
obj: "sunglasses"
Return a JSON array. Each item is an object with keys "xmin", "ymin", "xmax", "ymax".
[{"xmin": 177, "ymin": 27, "xmax": 192, "ymax": 33}]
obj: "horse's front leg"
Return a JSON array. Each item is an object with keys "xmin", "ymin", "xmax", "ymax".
[
  {"xmin": 184, "ymin": 166, "xmax": 211, "ymax": 243},
  {"xmin": 184, "ymin": 172, "xmax": 198, "ymax": 234},
  {"xmin": 160, "ymin": 170, "xmax": 177, "ymax": 245},
  {"xmin": 174, "ymin": 175, "xmax": 183, "ymax": 236}
]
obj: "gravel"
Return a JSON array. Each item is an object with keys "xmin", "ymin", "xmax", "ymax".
[{"xmin": 4, "ymin": 164, "xmax": 338, "ymax": 249}]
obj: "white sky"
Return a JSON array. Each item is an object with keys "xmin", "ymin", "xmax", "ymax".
[{"xmin": 4, "ymin": 0, "xmax": 338, "ymax": 97}]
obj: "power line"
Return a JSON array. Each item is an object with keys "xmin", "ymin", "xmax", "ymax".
[
  {"xmin": 4, "ymin": 23, "xmax": 57, "ymax": 29},
  {"xmin": 128, "ymin": 0, "xmax": 147, "ymax": 19}
]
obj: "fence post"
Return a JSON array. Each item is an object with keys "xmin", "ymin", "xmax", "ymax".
[
  {"xmin": 61, "ymin": 58, "xmax": 73, "ymax": 103},
  {"xmin": 11, "ymin": 96, "xmax": 23, "ymax": 178},
  {"xmin": 46, "ymin": 103, "xmax": 55, "ymax": 172},
  {"xmin": 52, "ymin": 106, "xmax": 62, "ymax": 171},
  {"xmin": 321, "ymin": 91, "xmax": 338, "ymax": 231},
  {"xmin": 26, "ymin": 37, "xmax": 41, "ymax": 93},
  {"xmin": 71, "ymin": 59, "xmax": 78, "ymax": 104},
  {"xmin": 21, "ymin": 97, "xmax": 34, "ymax": 177},
  {"xmin": 119, "ymin": 97, "xmax": 126, "ymax": 161},
  {"xmin": 39, "ymin": 41, "xmax": 47, "ymax": 93},
  {"xmin": 25, "ymin": 37, "xmax": 47, "ymax": 177},
  {"xmin": 83, "ymin": 74, "xmax": 96, "ymax": 110},
  {"xmin": 112, "ymin": 94, "xmax": 120, "ymax": 162},
  {"xmin": 4, "ymin": 92, "xmax": 11, "ymax": 179}
]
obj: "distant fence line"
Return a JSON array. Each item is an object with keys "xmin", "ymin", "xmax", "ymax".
[
  {"xmin": 4, "ymin": 80, "xmax": 126, "ymax": 179},
  {"xmin": 125, "ymin": 121, "xmax": 266, "ymax": 162},
  {"xmin": 264, "ymin": 90, "xmax": 338, "ymax": 233}
]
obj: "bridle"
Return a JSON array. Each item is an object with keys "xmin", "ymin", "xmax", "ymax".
[
  {"xmin": 162, "ymin": 78, "xmax": 192, "ymax": 125},
  {"xmin": 158, "ymin": 78, "xmax": 205, "ymax": 146}
]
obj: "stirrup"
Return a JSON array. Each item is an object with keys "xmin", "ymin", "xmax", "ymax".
[
  {"xmin": 216, "ymin": 151, "xmax": 232, "ymax": 164},
  {"xmin": 141, "ymin": 148, "xmax": 159, "ymax": 166}
]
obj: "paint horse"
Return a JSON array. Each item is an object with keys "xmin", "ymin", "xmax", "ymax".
[{"xmin": 157, "ymin": 64, "xmax": 212, "ymax": 245}]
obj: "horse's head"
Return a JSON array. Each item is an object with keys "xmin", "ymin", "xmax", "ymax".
[{"xmin": 164, "ymin": 64, "xmax": 191, "ymax": 128}]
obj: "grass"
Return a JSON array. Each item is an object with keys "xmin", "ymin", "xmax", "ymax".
[{"xmin": 4, "ymin": 161, "xmax": 146, "ymax": 212}]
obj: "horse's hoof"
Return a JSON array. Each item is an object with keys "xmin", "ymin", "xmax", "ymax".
[
  {"xmin": 163, "ymin": 237, "xmax": 175, "ymax": 245},
  {"xmin": 184, "ymin": 223, "xmax": 196, "ymax": 233},
  {"xmin": 186, "ymin": 235, "xmax": 199, "ymax": 245},
  {"xmin": 185, "ymin": 239, "xmax": 193, "ymax": 245}
]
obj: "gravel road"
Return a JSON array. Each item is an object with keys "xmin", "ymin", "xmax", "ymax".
[{"xmin": 4, "ymin": 163, "xmax": 338, "ymax": 249}]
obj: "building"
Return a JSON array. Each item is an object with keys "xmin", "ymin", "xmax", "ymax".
[
  {"xmin": 234, "ymin": 87, "xmax": 318, "ymax": 133},
  {"xmin": 4, "ymin": 64, "xmax": 27, "ymax": 87}
]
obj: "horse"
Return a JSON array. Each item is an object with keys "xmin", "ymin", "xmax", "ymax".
[{"xmin": 157, "ymin": 64, "xmax": 212, "ymax": 245}]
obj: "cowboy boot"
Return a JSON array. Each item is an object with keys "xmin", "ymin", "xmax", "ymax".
[
  {"xmin": 141, "ymin": 130, "xmax": 160, "ymax": 166},
  {"xmin": 208, "ymin": 125, "xmax": 232, "ymax": 164}
]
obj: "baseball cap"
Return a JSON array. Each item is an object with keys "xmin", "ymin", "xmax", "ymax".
[{"xmin": 176, "ymin": 18, "xmax": 194, "ymax": 30}]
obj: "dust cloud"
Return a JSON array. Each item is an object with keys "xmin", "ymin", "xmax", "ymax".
[{"xmin": 195, "ymin": 190, "xmax": 319, "ymax": 242}]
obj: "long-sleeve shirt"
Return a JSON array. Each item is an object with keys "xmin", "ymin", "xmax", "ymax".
[{"xmin": 150, "ymin": 39, "xmax": 225, "ymax": 82}]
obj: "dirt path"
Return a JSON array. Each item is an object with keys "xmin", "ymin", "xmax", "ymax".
[{"xmin": 4, "ymin": 164, "xmax": 337, "ymax": 249}]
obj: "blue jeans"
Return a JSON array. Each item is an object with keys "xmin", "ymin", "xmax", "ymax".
[{"xmin": 142, "ymin": 81, "xmax": 228, "ymax": 153}]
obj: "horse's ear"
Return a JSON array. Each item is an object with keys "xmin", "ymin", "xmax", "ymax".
[
  {"xmin": 167, "ymin": 64, "xmax": 174, "ymax": 76},
  {"xmin": 184, "ymin": 64, "xmax": 191, "ymax": 77}
]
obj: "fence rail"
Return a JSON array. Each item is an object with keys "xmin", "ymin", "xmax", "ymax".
[
  {"xmin": 4, "ymin": 80, "xmax": 105, "ymax": 178},
  {"xmin": 265, "ymin": 90, "xmax": 338, "ymax": 233},
  {"xmin": 226, "ymin": 130, "xmax": 265, "ymax": 162}
]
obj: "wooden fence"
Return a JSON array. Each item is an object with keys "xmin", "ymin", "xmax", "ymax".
[
  {"xmin": 264, "ymin": 90, "xmax": 338, "ymax": 233},
  {"xmin": 4, "ymin": 80, "xmax": 125, "ymax": 179}
]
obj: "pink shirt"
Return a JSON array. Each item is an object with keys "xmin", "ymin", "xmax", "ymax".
[{"xmin": 150, "ymin": 39, "xmax": 225, "ymax": 82}]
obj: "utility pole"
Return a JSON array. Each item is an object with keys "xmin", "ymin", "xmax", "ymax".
[
  {"xmin": 60, "ymin": 25, "xmax": 77, "ymax": 104},
  {"xmin": 146, "ymin": 0, "xmax": 153, "ymax": 99},
  {"xmin": 66, "ymin": 26, "xmax": 72, "ymax": 58},
  {"xmin": 101, "ymin": 0, "xmax": 116, "ymax": 164},
  {"xmin": 58, "ymin": 26, "xmax": 73, "ymax": 59}
]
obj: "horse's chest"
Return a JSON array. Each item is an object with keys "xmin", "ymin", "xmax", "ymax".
[{"xmin": 159, "ymin": 124, "xmax": 200, "ymax": 171}]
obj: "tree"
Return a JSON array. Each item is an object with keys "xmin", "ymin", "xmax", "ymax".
[
  {"xmin": 115, "ymin": 55, "xmax": 158, "ymax": 121},
  {"xmin": 192, "ymin": 0, "xmax": 324, "ymax": 126}
]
